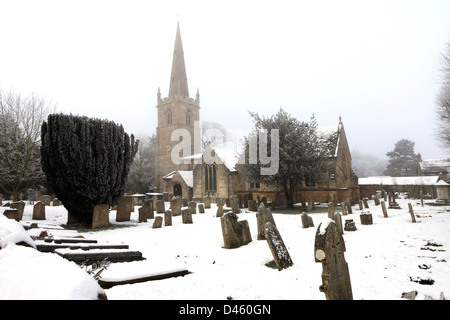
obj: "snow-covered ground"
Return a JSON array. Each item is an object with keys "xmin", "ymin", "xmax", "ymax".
[{"xmin": 1, "ymin": 197, "xmax": 449, "ymax": 300}]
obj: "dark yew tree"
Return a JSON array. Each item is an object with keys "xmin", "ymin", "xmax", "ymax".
[{"xmin": 40, "ymin": 114, "xmax": 138, "ymax": 225}]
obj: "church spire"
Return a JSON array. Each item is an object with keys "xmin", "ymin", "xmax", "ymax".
[{"xmin": 168, "ymin": 22, "xmax": 189, "ymax": 98}]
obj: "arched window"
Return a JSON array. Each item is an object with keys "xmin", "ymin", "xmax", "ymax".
[
  {"xmin": 205, "ymin": 165, "xmax": 217, "ymax": 192},
  {"xmin": 167, "ymin": 109, "xmax": 172, "ymax": 125},
  {"xmin": 186, "ymin": 109, "xmax": 191, "ymax": 125}
]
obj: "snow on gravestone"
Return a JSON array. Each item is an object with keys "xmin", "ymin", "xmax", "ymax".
[
  {"xmin": 264, "ymin": 222, "xmax": 293, "ymax": 271},
  {"xmin": 314, "ymin": 219, "xmax": 353, "ymax": 300}
]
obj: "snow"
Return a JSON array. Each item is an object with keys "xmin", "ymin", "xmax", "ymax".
[
  {"xmin": 359, "ymin": 176, "xmax": 440, "ymax": 186},
  {"xmin": 1, "ymin": 198, "xmax": 450, "ymax": 300}
]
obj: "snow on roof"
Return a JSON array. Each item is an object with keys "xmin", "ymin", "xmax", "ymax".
[
  {"xmin": 420, "ymin": 158, "xmax": 450, "ymax": 172},
  {"xmin": 178, "ymin": 170, "xmax": 193, "ymax": 188},
  {"xmin": 317, "ymin": 124, "xmax": 340, "ymax": 157},
  {"xmin": 359, "ymin": 176, "xmax": 440, "ymax": 186},
  {"xmin": 162, "ymin": 171, "xmax": 176, "ymax": 180}
]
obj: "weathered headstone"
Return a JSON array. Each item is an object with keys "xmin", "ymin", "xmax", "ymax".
[
  {"xmin": 182, "ymin": 197, "xmax": 188, "ymax": 207},
  {"xmin": 237, "ymin": 194, "xmax": 243, "ymax": 209},
  {"xmin": 243, "ymin": 194, "xmax": 249, "ymax": 208},
  {"xmin": 116, "ymin": 196, "xmax": 133, "ymax": 222},
  {"xmin": 374, "ymin": 194, "xmax": 380, "ymax": 206},
  {"xmin": 204, "ymin": 196, "xmax": 211, "ymax": 209},
  {"xmin": 143, "ymin": 199, "xmax": 154, "ymax": 219},
  {"xmin": 265, "ymin": 222, "xmax": 293, "ymax": 271},
  {"xmin": 152, "ymin": 216, "xmax": 163, "ymax": 228},
  {"xmin": 333, "ymin": 212, "xmax": 343, "ymax": 235},
  {"xmin": 307, "ymin": 195, "xmax": 315, "ymax": 212},
  {"xmin": 301, "ymin": 212, "xmax": 314, "ymax": 228},
  {"xmin": 381, "ymin": 200, "xmax": 388, "ymax": 218},
  {"xmin": 216, "ymin": 199, "xmax": 224, "ymax": 218},
  {"xmin": 358, "ymin": 200, "xmax": 363, "ymax": 210},
  {"xmin": 155, "ymin": 199, "xmax": 165, "ymax": 214},
  {"xmin": 41, "ymin": 195, "xmax": 51, "ymax": 206},
  {"xmin": 138, "ymin": 206, "xmax": 149, "ymax": 223},
  {"xmin": 164, "ymin": 210, "xmax": 172, "ymax": 226},
  {"xmin": 314, "ymin": 220, "xmax": 353, "ymax": 300},
  {"xmin": 163, "ymin": 192, "xmax": 169, "ymax": 201},
  {"xmin": 345, "ymin": 201, "xmax": 353, "ymax": 214},
  {"xmin": 32, "ymin": 201, "xmax": 46, "ymax": 220},
  {"xmin": 327, "ymin": 202, "xmax": 335, "ymax": 219},
  {"xmin": 362, "ymin": 197, "xmax": 369, "ymax": 209},
  {"xmin": 198, "ymin": 203, "xmax": 205, "ymax": 213},
  {"xmin": 408, "ymin": 203, "xmax": 416, "ymax": 223},
  {"xmin": 10, "ymin": 201, "xmax": 25, "ymax": 221},
  {"xmin": 248, "ymin": 199, "xmax": 257, "ymax": 212},
  {"xmin": 220, "ymin": 212, "xmax": 252, "ymax": 249},
  {"xmin": 230, "ymin": 195, "xmax": 241, "ymax": 213},
  {"xmin": 225, "ymin": 198, "xmax": 231, "ymax": 208},
  {"xmin": 341, "ymin": 202, "xmax": 347, "ymax": 216},
  {"xmin": 92, "ymin": 204, "xmax": 109, "ymax": 229},
  {"xmin": 182, "ymin": 207, "xmax": 193, "ymax": 224},
  {"xmin": 3, "ymin": 209, "xmax": 19, "ymax": 221},
  {"xmin": 188, "ymin": 201, "xmax": 197, "ymax": 214},
  {"xmin": 256, "ymin": 202, "xmax": 276, "ymax": 240},
  {"xmin": 52, "ymin": 198, "xmax": 61, "ymax": 206},
  {"xmin": 170, "ymin": 197, "xmax": 182, "ymax": 216}
]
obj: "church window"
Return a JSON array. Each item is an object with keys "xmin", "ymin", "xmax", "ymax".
[
  {"xmin": 205, "ymin": 165, "xmax": 217, "ymax": 191},
  {"xmin": 186, "ymin": 110, "xmax": 191, "ymax": 125},
  {"xmin": 167, "ymin": 109, "xmax": 172, "ymax": 125},
  {"xmin": 250, "ymin": 182, "xmax": 260, "ymax": 189}
]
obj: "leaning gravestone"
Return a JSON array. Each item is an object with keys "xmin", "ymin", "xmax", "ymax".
[
  {"xmin": 3, "ymin": 209, "xmax": 19, "ymax": 221},
  {"xmin": 314, "ymin": 220, "xmax": 353, "ymax": 300},
  {"xmin": 265, "ymin": 222, "xmax": 293, "ymax": 271},
  {"xmin": 92, "ymin": 204, "xmax": 109, "ymax": 229},
  {"xmin": 32, "ymin": 201, "xmax": 46, "ymax": 220},
  {"xmin": 381, "ymin": 200, "xmax": 388, "ymax": 218},
  {"xmin": 220, "ymin": 212, "xmax": 252, "ymax": 249},
  {"xmin": 408, "ymin": 203, "xmax": 416, "ymax": 223},
  {"xmin": 152, "ymin": 216, "xmax": 163, "ymax": 229},
  {"xmin": 256, "ymin": 202, "xmax": 276, "ymax": 240},
  {"xmin": 301, "ymin": 212, "xmax": 313, "ymax": 228}
]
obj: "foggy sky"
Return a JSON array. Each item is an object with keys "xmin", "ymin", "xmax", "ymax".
[{"xmin": 1, "ymin": 0, "xmax": 450, "ymax": 160}]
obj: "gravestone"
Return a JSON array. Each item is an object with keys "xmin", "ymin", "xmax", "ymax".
[
  {"xmin": 41, "ymin": 195, "xmax": 51, "ymax": 206},
  {"xmin": 182, "ymin": 197, "xmax": 188, "ymax": 207},
  {"xmin": 198, "ymin": 203, "xmax": 205, "ymax": 213},
  {"xmin": 333, "ymin": 213, "xmax": 343, "ymax": 235},
  {"xmin": 52, "ymin": 198, "xmax": 61, "ymax": 206},
  {"xmin": 204, "ymin": 196, "xmax": 211, "ymax": 209},
  {"xmin": 182, "ymin": 208, "xmax": 193, "ymax": 224},
  {"xmin": 381, "ymin": 201, "xmax": 388, "ymax": 218},
  {"xmin": 362, "ymin": 197, "xmax": 369, "ymax": 209},
  {"xmin": 345, "ymin": 201, "xmax": 353, "ymax": 214},
  {"xmin": 170, "ymin": 197, "xmax": 182, "ymax": 216},
  {"xmin": 155, "ymin": 199, "xmax": 165, "ymax": 214},
  {"xmin": 92, "ymin": 204, "xmax": 109, "ymax": 229},
  {"xmin": 301, "ymin": 212, "xmax": 314, "ymax": 228},
  {"xmin": 152, "ymin": 216, "xmax": 163, "ymax": 228},
  {"xmin": 307, "ymin": 195, "xmax": 315, "ymax": 212},
  {"xmin": 116, "ymin": 196, "xmax": 133, "ymax": 222},
  {"xmin": 243, "ymin": 194, "xmax": 249, "ymax": 208},
  {"xmin": 341, "ymin": 202, "xmax": 347, "ymax": 216},
  {"xmin": 237, "ymin": 194, "xmax": 243, "ymax": 208},
  {"xmin": 163, "ymin": 192, "xmax": 169, "ymax": 201},
  {"xmin": 3, "ymin": 209, "xmax": 19, "ymax": 221},
  {"xmin": 164, "ymin": 210, "xmax": 172, "ymax": 226},
  {"xmin": 143, "ymin": 199, "xmax": 154, "ymax": 219},
  {"xmin": 327, "ymin": 202, "xmax": 335, "ymax": 219},
  {"xmin": 358, "ymin": 200, "xmax": 363, "ymax": 210},
  {"xmin": 32, "ymin": 201, "xmax": 46, "ymax": 220},
  {"xmin": 265, "ymin": 222, "xmax": 293, "ymax": 271},
  {"xmin": 138, "ymin": 206, "xmax": 149, "ymax": 223},
  {"xmin": 408, "ymin": 203, "xmax": 416, "ymax": 223},
  {"xmin": 220, "ymin": 212, "xmax": 252, "ymax": 249},
  {"xmin": 248, "ymin": 200, "xmax": 257, "ymax": 212},
  {"xmin": 344, "ymin": 219, "xmax": 357, "ymax": 231},
  {"xmin": 314, "ymin": 220, "xmax": 353, "ymax": 300},
  {"xmin": 225, "ymin": 198, "xmax": 231, "ymax": 208},
  {"xmin": 216, "ymin": 199, "xmax": 224, "ymax": 217},
  {"xmin": 256, "ymin": 202, "xmax": 276, "ymax": 240},
  {"xmin": 374, "ymin": 194, "xmax": 380, "ymax": 206},
  {"xmin": 230, "ymin": 195, "xmax": 241, "ymax": 213},
  {"xmin": 10, "ymin": 201, "xmax": 25, "ymax": 221},
  {"xmin": 188, "ymin": 201, "xmax": 197, "ymax": 214},
  {"xmin": 360, "ymin": 211, "xmax": 373, "ymax": 225}
]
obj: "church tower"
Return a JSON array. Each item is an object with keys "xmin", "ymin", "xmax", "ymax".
[{"xmin": 155, "ymin": 22, "xmax": 200, "ymax": 191}]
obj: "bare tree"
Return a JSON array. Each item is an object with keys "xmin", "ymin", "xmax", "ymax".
[
  {"xmin": 0, "ymin": 88, "xmax": 55, "ymax": 201},
  {"xmin": 435, "ymin": 41, "xmax": 450, "ymax": 151},
  {"xmin": 125, "ymin": 134, "xmax": 156, "ymax": 193}
]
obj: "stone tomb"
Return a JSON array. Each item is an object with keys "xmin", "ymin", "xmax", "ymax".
[
  {"xmin": 265, "ymin": 222, "xmax": 293, "ymax": 271},
  {"xmin": 314, "ymin": 220, "xmax": 353, "ymax": 300}
]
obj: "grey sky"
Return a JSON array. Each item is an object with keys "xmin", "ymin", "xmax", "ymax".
[{"xmin": 1, "ymin": 0, "xmax": 450, "ymax": 159}]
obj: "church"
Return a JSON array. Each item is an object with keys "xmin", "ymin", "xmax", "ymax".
[{"xmin": 155, "ymin": 23, "xmax": 360, "ymax": 205}]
